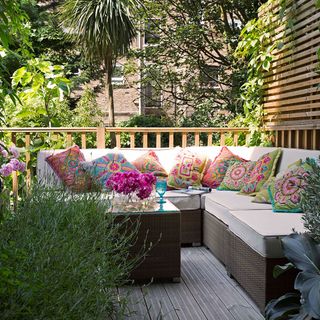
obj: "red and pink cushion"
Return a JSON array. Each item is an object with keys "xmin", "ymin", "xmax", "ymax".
[
  {"xmin": 45, "ymin": 145, "xmax": 91, "ymax": 191},
  {"xmin": 202, "ymin": 146, "xmax": 246, "ymax": 188},
  {"xmin": 167, "ymin": 149, "xmax": 207, "ymax": 189},
  {"xmin": 131, "ymin": 150, "xmax": 167, "ymax": 176},
  {"xmin": 241, "ymin": 149, "xmax": 282, "ymax": 194},
  {"xmin": 218, "ymin": 161, "xmax": 256, "ymax": 191},
  {"xmin": 80, "ymin": 152, "xmax": 138, "ymax": 189}
]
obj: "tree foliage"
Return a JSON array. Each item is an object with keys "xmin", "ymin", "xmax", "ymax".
[{"xmin": 132, "ymin": 0, "xmax": 266, "ymax": 124}]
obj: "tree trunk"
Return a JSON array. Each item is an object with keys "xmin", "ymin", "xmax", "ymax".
[
  {"xmin": 105, "ymin": 58, "xmax": 115, "ymax": 127},
  {"xmin": 105, "ymin": 56, "xmax": 116, "ymax": 147}
]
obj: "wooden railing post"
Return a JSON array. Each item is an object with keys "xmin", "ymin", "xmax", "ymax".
[
  {"xmin": 11, "ymin": 133, "xmax": 18, "ymax": 210},
  {"xmin": 25, "ymin": 133, "xmax": 31, "ymax": 192},
  {"xmin": 96, "ymin": 127, "xmax": 106, "ymax": 149}
]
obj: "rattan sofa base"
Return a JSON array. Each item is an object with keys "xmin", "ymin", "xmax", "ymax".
[
  {"xmin": 180, "ymin": 209, "xmax": 202, "ymax": 245},
  {"xmin": 116, "ymin": 211, "xmax": 181, "ymax": 282},
  {"xmin": 203, "ymin": 210, "xmax": 297, "ymax": 312}
]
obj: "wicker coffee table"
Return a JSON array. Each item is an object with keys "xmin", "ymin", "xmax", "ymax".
[{"xmin": 114, "ymin": 200, "xmax": 181, "ymax": 282}]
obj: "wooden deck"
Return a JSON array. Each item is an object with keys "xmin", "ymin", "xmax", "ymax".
[{"xmin": 120, "ymin": 247, "xmax": 264, "ymax": 320}]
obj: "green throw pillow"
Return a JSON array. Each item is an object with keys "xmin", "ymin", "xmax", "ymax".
[
  {"xmin": 252, "ymin": 177, "xmax": 275, "ymax": 204},
  {"xmin": 218, "ymin": 161, "xmax": 256, "ymax": 191},
  {"xmin": 268, "ymin": 161, "xmax": 313, "ymax": 213},
  {"xmin": 241, "ymin": 149, "xmax": 282, "ymax": 194}
]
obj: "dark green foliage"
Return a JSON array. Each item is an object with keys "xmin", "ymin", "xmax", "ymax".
[
  {"xmin": 0, "ymin": 188, "xmax": 141, "ymax": 319},
  {"xmin": 120, "ymin": 115, "xmax": 174, "ymax": 147},
  {"xmin": 265, "ymin": 233, "xmax": 320, "ymax": 320},
  {"xmin": 301, "ymin": 158, "xmax": 320, "ymax": 242}
]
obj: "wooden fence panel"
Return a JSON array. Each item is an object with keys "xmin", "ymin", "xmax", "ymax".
[{"xmin": 261, "ymin": 0, "xmax": 320, "ymax": 149}]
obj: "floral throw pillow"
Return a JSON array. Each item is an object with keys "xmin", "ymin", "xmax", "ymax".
[
  {"xmin": 202, "ymin": 146, "xmax": 247, "ymax": 189},
  {"xmin": 268, "ymin": 161, "xmax": 313, "ymax": 213},
  {"xmin": 80, "ymin": 153, "xmax": 138, "ymax": 189},
  {"xmin": 167, "ymin": 149, "xmax": 207, "ymax": 189},
  {"xmin": 131, "ymin": 150, "xmax": 167, "ymax": 177},
  {"xmin": 45, "ymin": 145, "xmax": 91, "ymax": 192},
  {"xmin": 252, "ymin": 177, "xmax": 275, "ymax": 204},
  {"xmin": 241, "ymin": 149, "xmax": 282, "ymax": 194},
  {"xmin": 218, "ymin": 161, "xmax": 256, "ymax": 191}
]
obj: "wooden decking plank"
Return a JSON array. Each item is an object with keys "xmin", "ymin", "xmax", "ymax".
[
  {"xmin": 118, "ymin": 247, "xmax": 264, "ymax": 320},
  {"xmin": 181, "ymin": 257, "xmax": 237, "ymax": 320},
  {"xmin": 198, "ymin": 247, "xmax": 262, "ymax": 315},
  {"xmin": 119, "ymin": 286, "xmax": 150, "ymax": 319},
  {"xmin": 141, "ymin": 284, "xmax": 180, "ymax": 320},
  {"xmin": 164, "ymin": 279, "xmax": 208, "ymax": 319},
  {"xmin": 189, "ymin": 248, "xmax": 264, "ymax": 319}
]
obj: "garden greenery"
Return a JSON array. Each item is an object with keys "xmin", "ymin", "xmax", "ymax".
[
  {"xmin": 235, "ymin": 1, "xmax": 279, "ymax": 145},
  {"xmin": 0, "ymin": 187, "xmax": 143, "ymax": 319}
]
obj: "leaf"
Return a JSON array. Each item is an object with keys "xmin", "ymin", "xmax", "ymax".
[
  {"xmin": 282, "ymin": 233, "xmax": 320, "ymax": 273},
  {"xmin": 295, "ymin": 272, "xmax": 320, "ymax": 319},
  {"xmin": 21, "ymin": 72, "xmax": 33, "ymax": 86},
  {"xmin": 273, "ymin": 262, "xmax": 295, "ymax": 278},
  {"xmin": 265, "ymin": 292, "xmax": 301, "ymax": 320},
  {"xmin": 12, "ymin": 67, "xmax": 27, "ymax": 87}
]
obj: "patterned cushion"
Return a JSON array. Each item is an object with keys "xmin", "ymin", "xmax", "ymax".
[
  {"xmin": 241, "ymin": 149, "xmax": 282, "ymax": 194},
  {"xmin": 131, "ymin": 150, "xmax": 167, "ymax": 176},
  {"xmin": 218, "ymin": 161, "xmax": 256, "ymax": 191},
  {"xmin": 202, "ymin": 146, "xmax": 247, "ymax": 189},
  {"xmin": 268, "ymin": 161, "xmax": 313, "ymax": 213},
  {"xmin": 80, "ymin": 153, "xmax": 138, "ymax": 189},
  {"xmin": 252, "ymin": 177, "xmax": 275, "ymax": 204},
  {"xmin": 45, "ymin": 145, "xmax": 90, "ymax": 191},
  {"xmin": 167, "ymin": 149, "xmax": 207, "ymax": 189}
]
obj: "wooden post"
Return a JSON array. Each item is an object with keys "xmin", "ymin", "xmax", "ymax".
[
  {"xmin": 194, "ymin": 133, "xmax": 200, "ymax": 146},
  {"xmin": 116, "ymin": 133, "xmax": 121, "ymax": 148},
  {"xmin": 25, "ymin": 133, "xmax": 31, "ymax": 192},
  {"xmin": 220, "ymin": 133, "xmax": 225, "ymax": 146},
  {"xmin": 182, "ymin": 133, "xmax": 187, "ymax": 148},
  {"xmin": 96, "ymin": 127, "xmax": 106, "ymax": 149},
  {"xmin": 130, "ymin": 133, "xmax": 135, "ymax": 148},
  {"xmin": 156, "ymin": 133, "xmax": 161, "ymax": 148},
  {"xmin": 169, "ymin": 132, "xmax": 174, "ymax": 148},
  {"xmin": 312, "ymin": 129, "xmax": 317, "ymax": 150},
  {"xmin": 66, "ymin": 132, "xmax": 72, "ymax": 147},
  {"xmin": 295, "ymin": 130, "xmax": 300, "ymax": 149},
  {"xmin": 233, "ymin": 132, "xmax": 239, "ymax": 146},
  {"xmin": 81, "ymin": 133, "xmax": 87, "ymax": 149},
  {"xmin": 11, "ymin": 133, "xmax": 18, "ymax": 210},
  {"xmin": 143, "ymin": 133, "xmax": 148, "ymax": 148},
  {"xmin": 207, "ymin": 133, "xmax": 212, "ymax": 146}
]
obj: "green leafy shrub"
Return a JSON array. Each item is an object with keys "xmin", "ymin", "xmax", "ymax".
[
  {"xmin": 301, "ymin": 158, "xmax": 320, "ymax": 242},
  {"xmin": 265, "ymin": 233, "xmax": 320, "ymax": 320},
  {"xmin": 0, "ymin": 188, "xmax": 142, "ymax": 319}
]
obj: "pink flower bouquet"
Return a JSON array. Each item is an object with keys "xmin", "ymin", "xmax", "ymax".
[{"xmin": 106, "ymin": 171, "xmax": 156, "ymax": 200}]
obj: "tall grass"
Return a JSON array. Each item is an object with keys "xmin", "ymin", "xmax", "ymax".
[{"xmin": 0, "ymin": 188, "xmax": 142, "ymax": 319}]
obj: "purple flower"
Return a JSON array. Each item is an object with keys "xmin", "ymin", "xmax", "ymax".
[
  {"xmin": 9, "ymin": 146, "xmax": 19, "ymax": 158},
  {"xmin": 10, "ymin": 158, "xmax": 21, "ymax": 171},
  {"xmin": 0, "ymin": 163, "xmax": 13, "ymax": 176},
  {"xmin": 1, "ymin": 150, "xmax": 8, "ymax": 158}
]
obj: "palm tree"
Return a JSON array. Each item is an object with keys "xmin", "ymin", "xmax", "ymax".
[{"xmin": 59, "ymin": 0, "xmax": 137, "ymax": 128}]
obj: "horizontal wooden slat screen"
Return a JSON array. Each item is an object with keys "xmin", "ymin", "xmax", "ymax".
[{"xmin": 260, "ymin": 0, "xmax": 320, "ymax": 149}]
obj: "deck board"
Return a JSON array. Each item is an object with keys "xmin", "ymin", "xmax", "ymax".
[{"xmin": 120, "ymin": 247, "xmax": 264, "ymax": 320}]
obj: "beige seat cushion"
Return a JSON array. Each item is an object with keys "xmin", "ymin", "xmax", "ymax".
[
  {"xmin": 164, "ymin": 191, "xmax": 201, "ymax": 211},
  {"xmin": 204, "ymin": 190, "xmax": 272, "ymax": 225},
  {"xmin": 228, "ymin": 210, "xmax": 306, "ymax": 258}
]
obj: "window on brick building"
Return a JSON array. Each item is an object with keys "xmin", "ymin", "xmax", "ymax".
[{"xmin": 112, "ymin": 64, "xmax": 124, "ymax": 84}]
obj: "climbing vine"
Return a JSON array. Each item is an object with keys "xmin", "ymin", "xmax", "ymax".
[{"xmin": 234, "ymin": 0, "xmax": 283, "ymax": 146}]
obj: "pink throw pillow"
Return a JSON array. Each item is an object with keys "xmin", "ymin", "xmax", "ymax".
[{"xmin": 45, "ymin": 145, "xmax": 91, "ymax": 191}]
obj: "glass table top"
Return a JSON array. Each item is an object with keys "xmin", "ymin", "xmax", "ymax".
[{"xmin": 111, "ymin": 198, "xmax": 180, "ymax": 214}]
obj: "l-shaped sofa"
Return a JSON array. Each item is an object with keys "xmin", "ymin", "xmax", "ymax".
[{"xmin": 37, "ymin": 146, "xmax": 320, "ymax": 312}]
